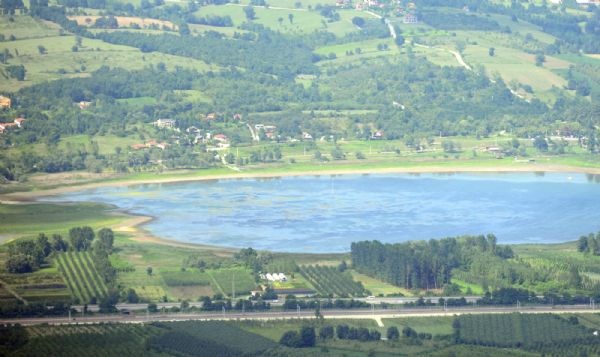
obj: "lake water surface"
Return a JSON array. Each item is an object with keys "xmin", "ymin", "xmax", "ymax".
[{"xmin": 47, "ymin": 172, "xmax": 600, "ymax": 252}]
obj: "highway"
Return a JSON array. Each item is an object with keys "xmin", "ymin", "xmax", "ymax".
[
  {"xmin": 71, "ymin": 296, "xmax": 482, "ymax": 312},
  {"xmin": 2, "ymin": 305, "xmax": 597, "ymax": 327}
]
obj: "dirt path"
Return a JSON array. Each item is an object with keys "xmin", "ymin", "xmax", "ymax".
[{"xmin": 0, "ymin": 278, "xmax": 28, "ymax": 305}]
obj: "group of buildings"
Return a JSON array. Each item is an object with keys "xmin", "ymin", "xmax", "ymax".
[
  {"xmin": 0, "ymin": 95, "xmax": 25, "ymax": 135},
  {"xmin": 260, "ymin": 273, "xmax": 288, "ymax": 282},
  {"xmin": 336, "ymin": 0, "xmax": 418, "ymax": 23}
]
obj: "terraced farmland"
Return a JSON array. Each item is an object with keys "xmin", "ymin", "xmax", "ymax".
[{"xmin": 56, "ymin": 252, "xmax": 108, "ymax": 303}]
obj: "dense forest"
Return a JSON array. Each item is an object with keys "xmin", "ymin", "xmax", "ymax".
[{"xmin": 350, "ymin": 235, "xmax": 513, "ymax": 290}]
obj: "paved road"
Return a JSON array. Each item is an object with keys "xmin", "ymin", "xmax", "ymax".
[
  {"xmin": 72, "ymin": 296, "xmax": 482, "ymax": 313},
  {"xmin": 3, "ymin": 305, "xmax": 597, "ymax": 327}
]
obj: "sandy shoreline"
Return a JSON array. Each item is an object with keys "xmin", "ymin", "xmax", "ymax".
[
  {"xmin": 1, "ymin": 163, "xmax": 598, "ymax": 249},
  {"xmin": 2, "ymin": 162, "xmax": 600, "ymax": 202}
]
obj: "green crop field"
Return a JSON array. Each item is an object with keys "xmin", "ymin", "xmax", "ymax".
[
  {"xmin": 21, "ymin": 323, "xmax": 163, "ymax": 356},
  {"xmin": 0, "ymin": 268, "xmax": 70, "ymax": 305},
  {"xmin": 208, "ymin": 267, "xmax": 257, "ymax": 296},
  {"xmin": 300, "ymin": 265, "xmax": 365, "ymax": 297},
  {"xmin": 0, "ymin": 202, "xmax": 125, "ymax": 241},
  {"xmin": 457, "ymin": 313, "xmax": 598, "ymax": 351},
  {"xmin": 56, "ymin": 251, "xmax": 108, "ymax": 303}
]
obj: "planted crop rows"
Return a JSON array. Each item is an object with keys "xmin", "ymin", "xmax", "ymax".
[
  {"xmin": 56, "ymin": 252, "xmax": 108, "ymax": 303},
  {"xmin": 457, "ymin": 313, "xmax": 597, "ymax": 351},
  {"xmin": 22, "ymin": 323, "xmax": 158, "ymax": 356},
  {"xmin": 300, "ymin": 265, "xmax": 365, "ymax": 297}
]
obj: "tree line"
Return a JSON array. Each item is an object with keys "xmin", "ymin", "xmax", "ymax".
[
  {"xmin": 351, "ymin": 235, "xmax": 513, "ymax": 290},
  {"xmin": 5, "ymin": 227, "xmax": 114, "ymax": 274}
]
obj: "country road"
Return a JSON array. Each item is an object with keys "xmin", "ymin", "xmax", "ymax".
[{"xmin": 2, "ymin": 305, "xmax": 597, "ymax": 327}]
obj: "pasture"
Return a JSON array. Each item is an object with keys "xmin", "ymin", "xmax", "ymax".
[
  {"xmin": 0, "ymin": 34, "xmax": 215, "ymax": 92},
  {"xmin": 0, "ymin": 202, "xmax": 124, "ymax": 239}
]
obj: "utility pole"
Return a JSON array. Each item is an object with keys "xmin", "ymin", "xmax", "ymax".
[
  {"xmin": 222, "ymin": 305, "xmax": 226, "ymax": 317},
  {"xmin": 68, "ymin": 306, "xmax": 71, "ymax": 321},
  {"xmin": 297, "ymin": 304, "xmax": 300, "ymax": 316},
  {"xmin": 232, "ymin": 273, "xmax": 235, "ymax": 300}
]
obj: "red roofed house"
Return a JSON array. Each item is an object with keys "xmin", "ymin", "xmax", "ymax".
[
  {"xmin": 0, "ymin": 122, "xmax": 17, "ymax": 134},
  {"xmin": 213, "ymin": 134, "xmax": 229, "ymax": 143}
]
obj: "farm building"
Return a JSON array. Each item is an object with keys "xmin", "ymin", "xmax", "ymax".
[
  {"xmin": 154, "ymin": 118, "xmax": 176, "ymax": 128},
  {"xmin": 262, "ymin": 273, "xmax": 288, "ymax": 282}
]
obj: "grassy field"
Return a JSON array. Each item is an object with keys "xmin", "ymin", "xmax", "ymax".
[
  {"xmin": 0, "ymin": 202, "xmax": 125, "ymax": 241},
  {"xmin": 350, "ymin": 270, "xmax": 413, "ymax": 297},
  {"xmin": 383, "ymin": 316, "xmax": 455, "ymax": 336},
  {"xmin": 0, "ymin": 15, "xmax": 61, "ymax": 40},
  {"xmin": 0, "ymin": 30, "xmax": 216, "ymax": 92}
]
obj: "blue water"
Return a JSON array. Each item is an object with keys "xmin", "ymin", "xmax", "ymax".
[{"xmin": 46, "ymin": 172, "xmax": 600, "ymax": 252}]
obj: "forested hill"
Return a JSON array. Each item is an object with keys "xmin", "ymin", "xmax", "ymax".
[
  {"xmin": 95, "ymin": 26, "xmax": 318, "ymax": 78},
  {"xmin": 350, "ymin": 236, "xmax": 513, "ymax": 290}
]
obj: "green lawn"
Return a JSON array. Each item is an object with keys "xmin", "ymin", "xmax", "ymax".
[{"xmin": 350, "ymin": 270, "xmax": 412, "ymax": 297}]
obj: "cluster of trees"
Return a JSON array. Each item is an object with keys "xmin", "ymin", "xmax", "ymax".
[
  {"xmin": 282, "ymin": 295, "xmax": 369, "ymax": 310},
  {"xmin": 4, "ymin": 226, "xmax": 115, "ymax": 291},
  {"xmin": 5, "ymin": 233, "xmax": 67, "ymax": 273},
  {"xmin": 419, "ymin": 9, "xmax": 503, "ymax": 31},
  {"xmin": 334, "ymin": 324, "xmax": 381, "ymax": 341},
  {"xmin": 95, "ymin": 26, "xmax": 317, "ymax": 78},
  {"xmin": 197, "ymin": 296, "xmax": 271, "ymax": 311},
  {"xmin": 279, "ymin": 326, "xmax": 316, "ymax": 348},
  {"xmin": 351, "ymin": 235, "xmax": 513, "ymax": 289},
  {"xmin": 186, "ymin": 14, "xmax": 233, "ymax": 27},
  {"xmin": 578, "ymin": 232, "xmax": 600, "ymax": 255}
]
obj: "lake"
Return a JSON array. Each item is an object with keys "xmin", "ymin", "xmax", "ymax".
[{"xmin": 46, "ymin": 172, "xmax": 600, "ymax": 253}]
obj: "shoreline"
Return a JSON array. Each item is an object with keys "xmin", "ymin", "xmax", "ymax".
[
  {"xmin": 0, "ymin": 163, "xmax": 597, "ymax": 251},
  {"xmin": 2, "ymin": 162, "xmax": 600, "ymax": 202}
]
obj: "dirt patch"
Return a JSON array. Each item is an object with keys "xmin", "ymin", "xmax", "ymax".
[
  {"xmin": 168, "ymin": 285, "xmax": 214, "ymax": 299},
  {"xmin": 68, "ymin": 16, "xmax": 177, "ymax": 30}
]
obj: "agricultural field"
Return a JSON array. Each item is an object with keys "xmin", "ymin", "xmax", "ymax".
[
  {"xmin": 0, "ymin": 268, "xmax": 70, "ymax": 305},
  {"xmin": 456, "ymin": 313, "xmax": 599, "ymax": 352},
  {"xmin": 147, "ymin": 321, "xmax": 278, "ymax": 356},
  {"xmin": 0, "ymin": 202, "xmax": 124, "ymax": 240},
  {"xmin": 299, "ymin": 265, "xmax": 365, "ymax": 297},
  {"xmin": 0, "ymin": 18, "xmax": 217, "ymax": 92},
  {"xmin": 20, "ymin": 323, "xmax": 164, "ymax": 356},
  {"xmin": 208, "ymin": 267, "xmax": 257, "ymax": 296},
  {"xmin": 67, "ymin": 16, "xmax": 177, "ymax": 30},
  {"xmin": 55, "ymin": 251, "xmax": 108, "ymax": 304},
  {"xmin": 350, "ymin": 270, "xmax": 412, "ymax": 297}
]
